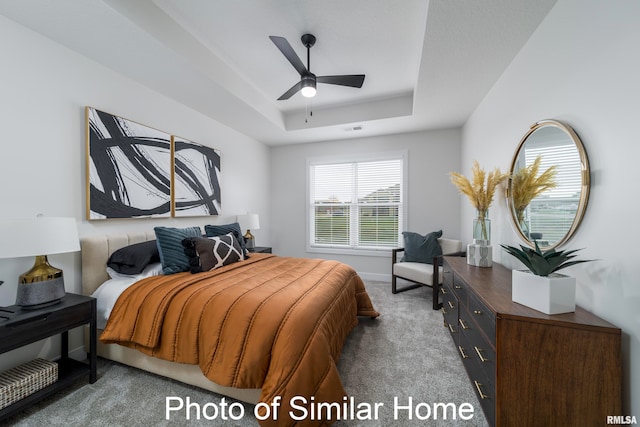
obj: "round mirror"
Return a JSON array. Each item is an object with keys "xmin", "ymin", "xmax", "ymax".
[{"xmin": 507, "ymin": 120, "xmax": 590, "ymax": 249}]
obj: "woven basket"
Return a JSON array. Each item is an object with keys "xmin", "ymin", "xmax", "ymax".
[{"xmin": 0, "ymin": 358, "xmax": 58, "ymax": 410}]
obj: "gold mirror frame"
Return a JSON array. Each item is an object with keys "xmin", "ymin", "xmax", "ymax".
[{"xmin": 507, "ymin": 119, "xmax": 590, "ymax": 250}]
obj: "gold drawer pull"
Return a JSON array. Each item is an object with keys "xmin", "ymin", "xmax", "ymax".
[
  {"xmin": 441, "ymin": 288, "xmax": 448, "ymax": 295},
  {"xmin": 454, "ymin": 285, "xmax": 462, "ymax": 289},
  {"xmin": 474, "ymin": 346, "xmax": 489, "ymax": 362},
  {"xmin": 474, "ymin": 380, "xmax": 489, "ymax": 400},
  {"xmin": 442, "ymin": 307, "xmax": 448, "ymax": 315},
  {"xmin": 448, "ymin": 301, "xmax": 455, "ymax": 309},
  {"xmin": 473, "ymin": 310, "xmax": 482, "ymax": 315},
  {"xmin": 458, "ymin": 318, "xmax": 469, "ymax": 330},
  {"xmin": 448, "ymin": 324, "xmax": 456, "ymax": 333},
  {"xmin": 458, "ymin": 346, "xmax": 468, "ymax": 359}
]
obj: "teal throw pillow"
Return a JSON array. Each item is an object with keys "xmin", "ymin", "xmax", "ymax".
[
  {"xmin": 401, "ymin": 230, "xmax": 443, "ymax": 264},
  {"xmin": 154, "ymin": 226, "xmax": 202, "ymax": 274},
  {"xmin": 205, "ymin": 222, "xmax": 248, "ymax": 256}
]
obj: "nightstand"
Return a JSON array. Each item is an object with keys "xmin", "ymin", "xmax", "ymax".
[
  {"xmin": 0, "ymin": 293, "xmax": 97, "ymax": 421},
  {"xmin": 250, "ymin": 246, "xmax": 272, "ymax": 254}
]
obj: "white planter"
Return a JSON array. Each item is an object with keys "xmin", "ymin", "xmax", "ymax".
[{"xmin": 511, "ymin": 269, "xmax": 576, "ymax": 315}]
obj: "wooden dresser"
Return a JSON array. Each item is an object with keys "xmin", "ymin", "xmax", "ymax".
[{"xmin": 440, "ymin": 256, "xmax": 621, "ymax": 426}]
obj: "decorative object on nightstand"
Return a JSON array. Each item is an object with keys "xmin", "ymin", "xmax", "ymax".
[
  {"xmin": 237, "ymin": 213, "xmax": 260, "ymax": 250},
  {"xmin": 450, "ymin": 161, "xmax": 507, "ymax": 267},
  {"xmin": 0, "ymin": 216, "xmax": 80, "ymax": 309},
  {"xmin": 501, "ymin": 241, "xmax": 594, "ymax": 315}
]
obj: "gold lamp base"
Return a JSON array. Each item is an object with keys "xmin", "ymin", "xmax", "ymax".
[
  {"xmin": 16, "ymin": 255, "xmax": 66, "ymax": 309},
  {"xmin": 243, "ymin": 229, "xmax": 255, "ymax": 250}
]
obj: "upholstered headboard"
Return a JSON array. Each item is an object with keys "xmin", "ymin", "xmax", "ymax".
[{"xmin": 81, "ymin": 232, "xmax": 156, "ymax": 296}]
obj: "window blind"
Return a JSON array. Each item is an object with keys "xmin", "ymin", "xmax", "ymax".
[
  {"xmin": 309, "ymin": 157, "xmax": 404, "ymax": 251},
  {"xmin": 524, "ymin": 143, "xmax": 582, "ymax": 242}
]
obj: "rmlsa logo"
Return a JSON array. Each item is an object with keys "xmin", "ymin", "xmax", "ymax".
[{"xmin": 607, "ymin": 415, "xmax": 637, "ymax": 425}]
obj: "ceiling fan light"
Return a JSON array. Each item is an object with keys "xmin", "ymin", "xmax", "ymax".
[
  {"xmin": 301, "ymin": 76, "xmax": 316, "ymax": 98},
  {"xmin": 301, "ymin": 85, "xmax": 316, "ymax": 98}
]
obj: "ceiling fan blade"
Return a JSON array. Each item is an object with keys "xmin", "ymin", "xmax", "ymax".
[
  {"xmin": 277, "ymin": 81, "xmax": 303, "ymax": 100},
  {"xmin": 269, "ymin": 36, "xmax": 307, "ymax": 76},
  {"xmin": 317, "ymin": 75, "xmax": 365, "ymax": 88}
]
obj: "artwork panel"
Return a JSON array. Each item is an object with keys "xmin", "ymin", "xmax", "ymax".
[
  {"xmin": 173, "ymin": 137, "xmax": 221, "ymax": 217},
  {"xmin": 86, "ymin": 107, "xmax": 172, "ymax": 219}
]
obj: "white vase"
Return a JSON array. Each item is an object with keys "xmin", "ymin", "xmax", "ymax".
[
  {"xmin": 467, "ymin": 240, "xmax": 492, "ymax": 267},
  {"xmin": 511, "ymin": 269, "xmax": 576, "ymax": 315}
]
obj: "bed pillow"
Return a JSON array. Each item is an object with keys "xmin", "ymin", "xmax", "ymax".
[
  {"xmin": 106, "ymin": 240, "xmax": 160, "ymax": 275},
  {"xmin": 106, "ymin": 262, "xmax": 163, "ymax": 281},
  {"xmin": 204, "ymin": 222, "xmax": 248, "ymax": 256},
  {"xmin": 154, "ymin": 226, "xmax": 202, "ymax": 274},
  {"xmin": 182, "ymin": 233, "xmax": 244, "ymax": 273},
  {"xmin": 401, "ymin": 230, "xmax": 443, "ymax": 263}
]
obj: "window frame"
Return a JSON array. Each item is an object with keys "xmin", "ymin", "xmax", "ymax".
[{"xmin": 306, "ymin": 151, "xmax": 408, "ymax": 257}]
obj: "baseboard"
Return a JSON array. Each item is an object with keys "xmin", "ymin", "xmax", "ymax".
[{"xmin": 357, "ymin": 272, "xmax": 391, "ymax": 282}]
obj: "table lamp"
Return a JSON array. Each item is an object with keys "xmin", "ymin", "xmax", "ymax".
[
  {"xmin": 237, "ymin": 213, "xmax": 260, "ymax": 250},
  {"xmin": 0, "ymin": 216, "xmax": 80, "ymax": 309}
]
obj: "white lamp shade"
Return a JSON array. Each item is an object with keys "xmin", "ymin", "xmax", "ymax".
[
  {"xmin": 237, "ymin": 214, "xmax": 260, "ymax": 230},
  {"xmin": 0, "ymin": 217, "xmax": 80, "ymax": 259}
]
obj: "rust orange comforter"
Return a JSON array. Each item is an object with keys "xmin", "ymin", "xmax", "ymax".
[{"xmin": 100, "ymin": 253, "xmax": 379, "ymax": 426}]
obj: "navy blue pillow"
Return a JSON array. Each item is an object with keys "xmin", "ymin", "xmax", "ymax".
[
  {"xmin": 107, "ymin": 240, "xmax": 159, "ymax": 275},
  {"xmin": 154, "ymin": 226, "xmax": 202, "ymax": 274},
  {"xmin": 401, "ymin": 230, "xmax": 443, "ymax": 263},
  {"xmin": 204, "ymin": 223, "xmax": 248, "ymax": 256}
]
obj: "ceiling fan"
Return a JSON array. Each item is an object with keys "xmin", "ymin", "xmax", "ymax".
[{"xmin": 269, "ymin": 33, "xmax": 365, "ymax": 100}]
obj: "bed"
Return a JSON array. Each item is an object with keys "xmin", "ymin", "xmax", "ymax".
[{"xmin": 81, "ymin": 231, "xmax": 379, "ymax": 426}]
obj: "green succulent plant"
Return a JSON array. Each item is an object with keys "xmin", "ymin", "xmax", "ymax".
[{"xmin": 500, "ymin": 241, "xmax": 593, "ymax": 277}]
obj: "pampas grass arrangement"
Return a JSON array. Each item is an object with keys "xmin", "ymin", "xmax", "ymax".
[
  {"xmin": 450, "ymin": 160, "xmax": 507, "ymax": 215},
  {"xmin": 450, "ymin": 161, "xmax": 507, "ymax": 241},
  {"xmin": 511, "ymin": 156, "xmax": 557, "ymax": 223}
]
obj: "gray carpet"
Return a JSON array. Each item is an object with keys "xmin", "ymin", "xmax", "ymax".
[{"xmin": 6, "ymin": 281, "xmax": 488, "ymax": 426}]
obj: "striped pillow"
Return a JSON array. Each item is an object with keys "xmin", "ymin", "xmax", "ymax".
[
  {"xmin": 154, "ymin": 226, "xmax": 202, "ymax": 274},
  {"xmin": 204, "ymin": 222, "xmax": 248, "ymax": 255}
]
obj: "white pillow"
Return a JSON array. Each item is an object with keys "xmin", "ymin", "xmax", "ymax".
[{"xmin": 106, "ymin": 262, "xmax": 163, "ymax": 280}]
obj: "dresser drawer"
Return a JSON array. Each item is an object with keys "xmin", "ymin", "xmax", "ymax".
[
  {"xmin": 1, "ymin": 302, "xmax": 92, "ymax": 351},
  {"xmin": 459, "ymin": 306, "xmax": 496, "ymax": 390},
  {"xmin": 467, "ymin": 290, "xmax": 496, "ymax": 344},
  {"xmin": 442, "ymin": 265, "xmax": 453, "ymax": 286},
  {"xmin": 452, "ymin": 274, "xmax": 468, "ymax": 304},
  {"xmin": 458, "ymin": 332, "xmax": 495, "ymax": 426},
  {"xmin": 440, "ymin": 285, "xmax": 459, "ymax": 340}
]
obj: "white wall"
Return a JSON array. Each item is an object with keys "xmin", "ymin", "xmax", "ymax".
[
  {"xmin": 0, "ymin": 15, "xmax": 270, "ymax": 371},
  {"xmin": 270, "ymin": 129, "xmax": 461, "ymax": 279},
  {"xmin": 463, "ymin": 0, "xmax": 640, "ymax": 415}
]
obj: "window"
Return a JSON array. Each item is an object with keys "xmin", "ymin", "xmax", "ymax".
[{"xmin": 308, "ymin": 153, "xmax": 405, "ymax": 255}]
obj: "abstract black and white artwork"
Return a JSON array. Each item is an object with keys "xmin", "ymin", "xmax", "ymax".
[
  {"xmin": 86, "ymin": 107, "xmax": 172, "ymax": 219},
  {"xmin": 173, "ymin": 136, "xmax": 221, "ymax": 217}
]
